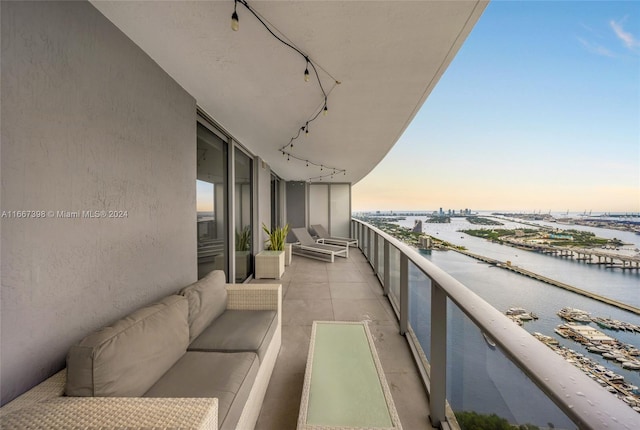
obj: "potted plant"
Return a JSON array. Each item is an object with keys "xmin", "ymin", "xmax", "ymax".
[
  {"xmin": 261, "ymin": 223, "xmax": 289, "ymax": 251},
  {"xmin": 255, "ymin": 223, "xmax": 289, "ymax": 279},
  {"xmin": 263, "ymin": 223, "xmax": 293, "ymax": 266},
  {"xmin": 236, "ymin": 225, "xmax": 251, "ymax": 251}
]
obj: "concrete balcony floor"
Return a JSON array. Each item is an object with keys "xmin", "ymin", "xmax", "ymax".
[{"xmin": 253, "ymin": 248, "xmax": 434, "ymax": 430}]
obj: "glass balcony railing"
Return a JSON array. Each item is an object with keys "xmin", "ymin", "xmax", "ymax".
[{"xmin": 352, "ymin": 218, "xmax": 639, "ymax": 430}]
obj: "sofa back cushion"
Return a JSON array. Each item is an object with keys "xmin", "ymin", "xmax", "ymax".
[
  {"xmin": 65, "ymin": 295, "xmax": 189, "ymax": 397},
  {"xmin": 179, "ymin": 270, "xmax": 228, "ymax": 342}
]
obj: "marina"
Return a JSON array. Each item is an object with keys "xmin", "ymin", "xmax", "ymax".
[
  {"xmin": 533, "ymin": 333, "xmax": 640, "ymax": 413},
  {"xmin": 554, "ymin": 322, "xmax": 640, "ymax": 370}
]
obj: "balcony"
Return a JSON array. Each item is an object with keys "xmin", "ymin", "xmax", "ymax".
[
  {"xmin": 254, "ymin": 246, "xmax": 432, "ymax": 430},
  {"xmin": 254, "ymin": 219, "xmax": 640, "ymax": 430},
  {"xmin": 2, "ymin": 3, "xmax": 639, "ymax": 428}
]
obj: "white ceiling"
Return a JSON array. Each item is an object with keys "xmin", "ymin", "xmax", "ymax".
[{"xmin": 91, "ymin": 0, "xmax": 487, "ymax": 184}]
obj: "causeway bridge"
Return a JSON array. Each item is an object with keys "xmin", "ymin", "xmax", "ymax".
[
  {"xmin": 452, "ymin": 248, "xmax": 640, "ymax": 315},
  {"xmin": 502, "ymin": 240, "xmax": 640, "ymax": 270}
]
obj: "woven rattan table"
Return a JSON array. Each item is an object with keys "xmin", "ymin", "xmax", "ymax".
[{"xmin": 297, "ymin": 321, "xmax": 402, "ymax": 430}]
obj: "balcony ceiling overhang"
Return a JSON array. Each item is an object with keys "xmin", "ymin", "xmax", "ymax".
[{"xmin": 91, "ymin": 1, "xmax": 487, "ymax": 183}]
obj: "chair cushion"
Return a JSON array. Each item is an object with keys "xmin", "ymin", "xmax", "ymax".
[
  {"xmin": 187, "ymin": 310, "xmax": 277, "ymax": 362},
  {"xmin": 143, "ymin": 351, "xmax": 259, "ymax": 430},
  {"xmin": 65, "ymin": 295, "xmax": 189, "ymax": 397},
  {"xmin": 179, "ymin": 270, "xmax": 228, "ymax": 342}
]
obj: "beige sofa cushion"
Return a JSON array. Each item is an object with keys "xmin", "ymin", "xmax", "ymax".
[
  {"xmin": 179, "ymin": 270, "xmax": 228, "ymax": 342},
  {"xmin": 143, "ymin": 351, "xmax": 258, "ymax": 430},
  {"xmin": 188, "ymin": 310, "xmax": 277, "ymax": 362},
  {"xmin": 65, "ymin": 295, "xmax": 189, "ymax": 397}
]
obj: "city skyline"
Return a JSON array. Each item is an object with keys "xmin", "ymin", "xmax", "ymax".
[{"xmin": 353, "ymin": 1, "xmax": 639, "ymax": 213}]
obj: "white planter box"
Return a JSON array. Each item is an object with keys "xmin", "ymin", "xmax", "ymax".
[{"xmin": 255, "ymin": 250, "xmax": 285, "ymax": 280}]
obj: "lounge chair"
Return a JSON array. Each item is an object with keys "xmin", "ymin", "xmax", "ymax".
[
  {"xmin": 311, "ymin": 224, "xmax": 358, "ymax": 248},
  {"xmin": 291, "ymin": 227, "xmax": 349, "ymax": 262}
]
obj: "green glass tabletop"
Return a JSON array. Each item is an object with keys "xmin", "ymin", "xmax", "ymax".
[{"xmin": 306, "ymin": 323, "xmax": 393, "ymax": 428}]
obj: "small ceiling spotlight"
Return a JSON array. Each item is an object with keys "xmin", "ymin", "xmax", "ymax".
[
  {"xmin": 231, "ymin": 0, "xmax": 239, "ymax": 31},
  {"xmin": 323, "ymin": 104, "xmax": 328, "ymax": 116},
  {"xmin": 304, "ymin": 57, "xmax": 310, "ymax": 82}
]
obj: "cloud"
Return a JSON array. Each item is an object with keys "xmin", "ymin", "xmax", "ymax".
[
  {"xmin": 577, "ymin": 37, "xmax": 616, "ymax": 58},
  {"xmin": 610, "ymin": 18, "xmax": 640, "ymax": 52}
]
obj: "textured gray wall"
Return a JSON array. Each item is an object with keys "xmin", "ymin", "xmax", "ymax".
[{"xmin": 1, "ymin": 1, "xmax": 197, "ymax": 404}]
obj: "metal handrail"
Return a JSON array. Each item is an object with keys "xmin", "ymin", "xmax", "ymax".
[{"xmin": 352, "ymin": 218, "xmax": 639, "ymax": 430}]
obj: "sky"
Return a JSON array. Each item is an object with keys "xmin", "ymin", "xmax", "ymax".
[{"xmin": 352, "ymin": 0, "xmax": 640, "ymax": 213}]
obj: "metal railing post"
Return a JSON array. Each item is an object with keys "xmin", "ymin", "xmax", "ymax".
[
  {"xmin": 430, "ymin": 282, "xmax": 447, "ymax": 428},
  {"xmin": 383, "ymin": 240, "xmax": 390, "ymax": 296},
  {"xmin": 373, "ymin": 233, "xmax": 379, "ymax": 273},
  {"xmin": 399, "ymin": 252, "xmax": 409, "ymax": 336}
]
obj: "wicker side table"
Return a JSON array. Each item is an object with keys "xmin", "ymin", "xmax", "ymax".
[{"xmin": 255, "ymin": 250, "xmax": 285, "ymax": 280}]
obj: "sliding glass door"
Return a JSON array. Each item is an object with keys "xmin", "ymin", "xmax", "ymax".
[
  {"xmin": 234, "ymin": 147, "xmax": 253, "ymax": 282},
  {"xmin": 196, "ymin": 123, "xmax": 228, "ymax": 279}
]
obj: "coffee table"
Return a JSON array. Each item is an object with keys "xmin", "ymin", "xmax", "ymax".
[{"xmin": 297, "ymin": 321, "xmax": 402, "ymax": 430}]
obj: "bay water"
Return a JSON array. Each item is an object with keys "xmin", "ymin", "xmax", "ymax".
[{"xmin": 391, "ymin": 214, "xmax": 640, "ymax": 428}]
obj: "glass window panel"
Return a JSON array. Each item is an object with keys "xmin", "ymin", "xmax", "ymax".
[
  {"xmin": 408, "ymin": 262, "xmax": 432, "ymax": 361},
  {"xmin": 234, "ymin": 148, "xmax": 253, "ymax": 282},
  {"xmin": 446, "ymin": 300, "xmax": 576, "ymax": 429},
  {"xmin": 388, "ymin": 245, "xmax": 401, "ymax": 314},
  {"xmin": 197, "ymin": 123, "xmax": 227, "ymax": 280},
  {"xmin": 377, "ymin": 237, "xmax": 385, "ymax": 284}
]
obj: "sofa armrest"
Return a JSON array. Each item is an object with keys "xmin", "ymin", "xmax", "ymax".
[
  {"xmin": 225, "ymin": 283, "xmax": 281, "ymax": 312},
  {"xmin": 0, "ymin": 397, "xmax": 218, "ymax": 429},
  {"xmin": 0, "ymin": 370, "xmax": 66, "ymax": 417}
]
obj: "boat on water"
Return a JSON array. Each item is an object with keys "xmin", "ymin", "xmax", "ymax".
[
  {"xmin": 591, "ymin": 316, "xmax": 640, "ymax": 333},
  {"xmin": 554, "ymin": 327, "xmax": 570, "ymax": 338},
  {"xmin": 505, "ymin": 306, "xmax": 538, "ymax": 323},
  {"xmin": 622, "ymin": 361, "xmax": 640, "ymax": 370},
  {"xmin": 557, "ymin": 307, "xmax": 592, "ymax": 323},
  {"xmin": 533, "ymin": 332, "xmax": 559, "ymax": 345}
]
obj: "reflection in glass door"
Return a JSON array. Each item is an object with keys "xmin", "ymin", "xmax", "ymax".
[
  {"xmin": 196, "ymin": 123, "xmax": 228, "ymax": 279},
  {"xmin": 271, "ymin": 174, "xmax": 280, "ymax": 231},
  {"xmin": 234, "ymin": 148, "xmax": 253, "ymax": 282}
]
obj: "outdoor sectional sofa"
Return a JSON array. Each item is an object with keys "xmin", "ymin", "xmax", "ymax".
[{"xmin": 0, "ymin": 270, "xmax": 282, "ymax": 430}]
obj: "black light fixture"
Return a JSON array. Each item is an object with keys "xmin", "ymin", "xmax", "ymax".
[
  {"xmin": 231, "ymin": 0, "xmax": 239, "ymax": 31},
  {"xmin": 304, "ymin": 57, "xmax": 310, "ymax": 82}
]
